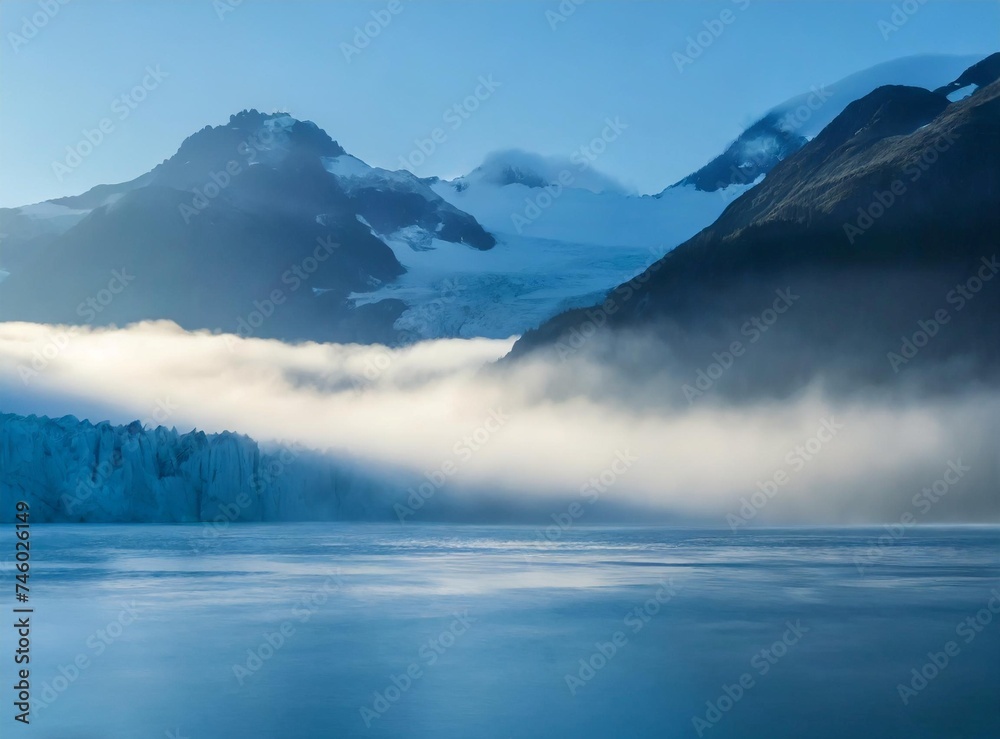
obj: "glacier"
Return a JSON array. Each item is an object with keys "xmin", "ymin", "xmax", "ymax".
[
  {"xmin": 0, "ymin": 412, "xmax": 391, "ymax": 523},
  {"xmin": 344, "ymin": 172, "xmax": 757, "ymax": 339}
]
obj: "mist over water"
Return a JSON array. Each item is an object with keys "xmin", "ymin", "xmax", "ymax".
[{"xmin": 1, "ymin": 320, "xmax": 998, "ymax": 524}]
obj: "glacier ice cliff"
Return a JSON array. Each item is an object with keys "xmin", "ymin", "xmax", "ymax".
[{"xmin": 0, "ymin": 412, "xmax": 392, "ymax": 522}]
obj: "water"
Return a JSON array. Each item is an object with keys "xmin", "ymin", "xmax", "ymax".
[{"xmin": 4, "ymin": 524, "xmax": 999, "ymax": 738}]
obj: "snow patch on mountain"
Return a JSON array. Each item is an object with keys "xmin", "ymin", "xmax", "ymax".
[
  {"xmin": 947, "ymin": 84, "xmax": 978, "ymax": 102},
  {"xmin": 322, "ymin": 154, "xmax": 437, "ymax": 200},
  {"xmin": 243, "ymin": 114, "xmax": 300, "ymax": 165},
  {"xmin": 456, "ymin": 149, "xmax": 627, "ymax": 194},
  {"xmin": 432, "ymin": 178, "xmax": 753, "ymax": 250},
  {"xmin": 350, "ymin": 232, "xmax": 666, "ymax": 339},
  {"xmin": 323, "ymin": 153, "xmax": 373, "ymax": 179},
  {"xmin": 17, "ymin": 203, "xmax": 90, "ymax": 219},
  {"xmin": 353, "ymin": 179, "xmax": 757, "ymax": 338}
]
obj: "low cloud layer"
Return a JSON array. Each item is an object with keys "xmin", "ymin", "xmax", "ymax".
[
  {"xmin": 470, "ymin": 148, "xmax": 629, "ymax": 194},
  {"xmin": 0, "ymin": 320, "xmax": 997, "ymax": 524}
]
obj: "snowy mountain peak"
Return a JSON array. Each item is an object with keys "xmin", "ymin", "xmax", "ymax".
[
  {"xmin": 671, "ymin": 52, "xmax": 981, "ymax": 193},
  {"xmin": 158, "ymin": 109, "xmax": 345, "ymax": 179},
  {"xmin": 453, "ymin": 149, "xmax": 627, "ymax": 195},
  {"xmin": 322, "ymin": 153, "xmax": 496, "ymax": 251},
  {"xmin": 323, "ymin": 153, "xmax": 438, "ymax": 200}
]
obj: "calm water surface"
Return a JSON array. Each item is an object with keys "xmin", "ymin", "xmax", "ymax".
[{"xmin": 3, "ymin": 524, "xmax": 999, "ymax": 738}]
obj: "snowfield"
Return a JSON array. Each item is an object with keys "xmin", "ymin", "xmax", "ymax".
[{"xmin": 346, "ymin": 179, "xmax": 757, "ymax": 338}]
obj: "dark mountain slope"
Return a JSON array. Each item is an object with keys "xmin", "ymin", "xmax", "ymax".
[{"xmin": 510, "ymin": 76, "xmax": 1000, "ymax": 399}]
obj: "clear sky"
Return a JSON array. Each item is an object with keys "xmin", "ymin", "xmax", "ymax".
[{"xmin": 0, "ymin": 0, "xmax": 997, "ymax": 206}]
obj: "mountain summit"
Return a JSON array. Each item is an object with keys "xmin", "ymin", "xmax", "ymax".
[
  {"xmin": 0, "ymin": 110, "xmax": 493, "ymax": 343},
  {"xmin": 511, "ymin": 55, "xmax": 1000, "ymax": 398}
]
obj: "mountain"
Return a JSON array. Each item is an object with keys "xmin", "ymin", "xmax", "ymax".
[
  {"xmin": 378, "ymin": 55, "xmax": 982, "ymax": 340},
  {"xmin": 405, "ymin": 152, "xmax": 759, "ymax": 338},
  {"xmin": 0, "ymin": 411, "xmax": 390, "ymax": 522},
  {"xmin": 670, "ymin": 111, "xmax": 807, "ymax": 194},
  {"xmin": 934, "ymin": 52, "xmax": 1000, "ymax": 99},
  {"xmin": 431, "ymin": 149, "xmax": 750, "ymax": 250},
  {"xmin": 0, "ymin": 110, "xmax": 494, "ymax": 344},
  {"xmin": 0, "ymin": 55, "xmax": 986, "ymax": 346},
  {"xmin": 671, "ymin": 53, "xmax": 979, "ymax": 193},
  {"xmin": 510, "ymin": 55, "xmax": 1000, "ymax": 398},
  {"xmin": 296, "ymin": 65, "xmax": 980, "ymax": 343},
  {"xmin": 0, "ymin": 111, "xmax": 753, "ymax": 343}
]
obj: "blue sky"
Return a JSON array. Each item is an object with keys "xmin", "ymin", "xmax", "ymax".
[{"xmin": 0, "ymin": 0, "xmax": 997, "ymax": 206}]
